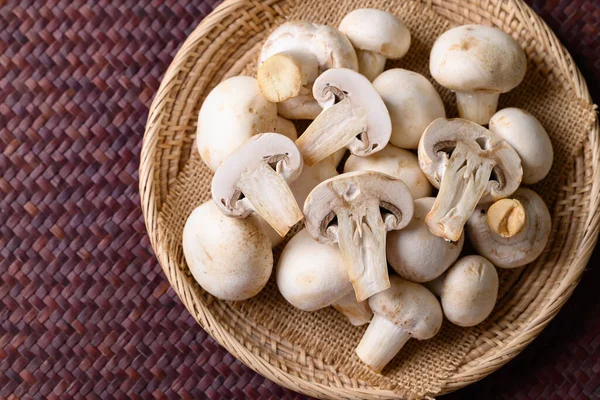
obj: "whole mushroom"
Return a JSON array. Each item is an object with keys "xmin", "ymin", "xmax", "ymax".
[
  {"xmin": 430, "ymin": 25, "xmax": 527, "ymax": 125},
  {"xmin": 418, "ymin": 118, "xmax": 522, "ymax": 242},
  {"xmin": 289, "ymin": 158, "xmax": 339, "ymax": 207},
  {"xmin": 277, "ymin": 229, "xmax": 373, "ymax": 326},
  {"xmin": 466, "ymin": 188, "xmax": 551, "ymax": 268},
  {"xmin": 339, "ymin": 9, "xmax": 411, "ymax": 81},
  {"xmin": 182, "ymin": 201, "xmax": 273, "ymax": 301},
  {"xmin": 274, "ymin": 116, "xmax": 298, "ymax": 140},
  {"xmin": 356, "ymin": 276, "xmax": 442, "ymax": 372}
]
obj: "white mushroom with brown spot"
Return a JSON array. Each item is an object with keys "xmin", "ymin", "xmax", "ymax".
[
  {"xmin": 387, "ymin": 197, "xmax": 464, "ymax": 282},
  {"xmin": 489, "ymin": 108, "xmax": 553, "ymax": 184},
  {"xmin": 182, "ymin": 201, "xmax": 273, "ymax": 301},
  {"xmin": 339, "ymin": 9, "xmax": 411, "ymax": 81},
  {"xmin": 466, "ymin": 188, "xmax": 551, "ymax": 268},
  {"xmin": 277, "ymin": 229, "xmax": 373, "ymax": 326},
  {"xmin": 430, "ymin": 24, "xmax": 527, "ymax": 125},
  {"xmin": 356, "ymin": 276, "xmax": 442, "ymax": 373},
  {"xmin": 373, "ymin": 68, "xmax": 446, "ymax": 149},
  {"xmin": 304, "ymin": 171, "xmax": 414, "ymax": 302},
  {"xmin": 344, "ymin": 145, "xmax": 433, "ymax": 199},
  {"xmin": 212, "ymin": 133, "xmax": 304, "ymax": 237},
  {"xmin": 418, "ymin": 118, "xmax": 522, "ymax": 242},
  {"xmin": 258, "ymin": 21, "xmax": 358, "ymax": 119},
  {"xmin": 296, "ymin": 68, "xmax": 392, "ymax": 166}
]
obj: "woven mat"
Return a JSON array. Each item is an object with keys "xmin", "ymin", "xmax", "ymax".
[{"xmin": 0, "ymin": 0, "xmax": 598, "ymax": 399}]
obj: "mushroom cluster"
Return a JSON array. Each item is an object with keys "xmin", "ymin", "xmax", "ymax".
[{"xmin": 183, "ymin": 9, "xmax": 554, "ymax": 374}]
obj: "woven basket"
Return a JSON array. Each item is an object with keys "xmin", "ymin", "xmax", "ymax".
[{"xmin": 139, "ymin": 0, "xmax": 599, "ymax": 398}]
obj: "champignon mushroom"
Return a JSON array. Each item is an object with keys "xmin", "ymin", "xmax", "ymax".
[
  {"xmin": 430, "ymin": 25, "xmax": 527, "ymax": 125},
  {"xmin": 343, "ymin": 145, "xmax": 433, "ymax": 199},
  {"xmin": 489, "ymin": 108, "xmax": 553, "ymax": 184},
  {"xmin": 258, "ymin": 21, "xmax": 358, "ymax": 119},
  {"xmin": 372, "ymin": 68, "xmax": 446, "ymax": 149},
  {"xmin": 387, "ymin": 197, "xmax": 464, "ymax": 282},
  {"xmin": 356, "ymin": 276, "xmax": 442, "ymax": 372},
  {"xmin": 465, "ymin": 188, "xmax": 551, "ymax": 268},
  {"xmin": 197, "ymin": 76, "xmax": 277, "ymax": 172},
  {"xmin": 274, "ymin": 116, "xmax": 298, "ymax": 140},
  {"xmin": 296, "ymin": 68, "xmax": 391, "ymax": 166},
  {"xmin": 289, "ymin": 158, "xmax": 339, "ymax": 207},
  {"xmin": 182, "ymin": 201, "xmax": 273, "ymax": 301},
  {"xmin": 212, "ymin": 133, "xmax": 304, "ymax": 237},
  {"xmin": 418, "ymin": 118, "xmax": 522, "ymax": 242},
  {"xmin": 338, "ymin": 9, "xmax": 410, "ymax": 81},
  {"xmin": 441, "ymin": 255, "xmax": 499, "ymax": 327},
  {"xmin": 277, "ymin": 229, "xmax": 373, "ymax": 326},
  {"xmin": 304, "ymin": 171, "xmax": 414, "ymax": 302}
]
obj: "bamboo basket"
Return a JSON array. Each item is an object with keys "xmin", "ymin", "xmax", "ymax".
[{"xmin": 139, "ymin": 0, "xmax": 599, "ymax": 398}]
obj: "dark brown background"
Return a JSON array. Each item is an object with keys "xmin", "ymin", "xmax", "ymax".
[{"xmin": 0, "ymin": 0, "xmax": 598, "ymax": 399}]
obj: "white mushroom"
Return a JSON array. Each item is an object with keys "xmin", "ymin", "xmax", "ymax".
[
  {"xmin": 274, "ymin": 116, "xmax": 298, "ymax": 140},
  {"xmin": 343, "ymin": 145, "xmax": 433, "ymax": 199},
  {"xmin": 182, "ymin": 201, "xmax": 273, "ymax": 301},
  {"xmin": 339, "ymin": 9, "xmax": 411, "ymax": 81},
  {"xmin": 289, "ymin": 158, "xmax": 339, "ymax": 207},
  {"xmin": 387, "ymin": 197, "xmax": 464, "ymax": 282},
  {"xmin": 277, "ymin": 229, "xmax": 373, "ymax": 326},
  {"xmin": 304, "ymin": 171, "xmax": 414, "ymax": 302},
  {"xmin": 489, "ymin": 108, "xmax": 553, "ymax": 184},
  {"xmin": 197, "ymin": 76, "xmax": 277, "ymax": 171},
  {"xmin": 296, "ymin": 68, "xmax": 391, "ymax": 166},
  {"xmin": 466, "ymin": 188, "xmax": 551, "ymax": 268},
  {"xmin": 430, "ymin": 25, "xmax": 527, "ymax": 125},
  {"xmin": 212, "ymin": 133, "xmax": 303, "ymax": 237},
  {"xmin": 418, "ymin": 118, "xmax": 522, "ymax": 242},
  {"xmin": 258, "ymin": 21, "xmax": 358, "ymax": 119},
  {"xmin": 356, "ymin": 276, "xmax": 442, "ymax": 372},
  {"xmin": 441, "ymin": 255, "xmax": 499, "ymax": 327},
  {"xmin": 372, "ymin": 68, "xmax": 445, "ymax": 149}
]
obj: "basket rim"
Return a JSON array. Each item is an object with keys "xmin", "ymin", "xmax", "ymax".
[{"xmin": 139, "ymin": 0, "xmax": 600, "ymax": 397}]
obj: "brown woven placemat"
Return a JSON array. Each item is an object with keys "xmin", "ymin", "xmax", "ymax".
[{"xmin": 0, "ymin": 0, "xmax": 598, "ymax": 399}]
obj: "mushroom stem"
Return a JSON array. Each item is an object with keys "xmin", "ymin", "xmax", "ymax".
[
  {"xmin": 337, "ymin": 203, "xmax": 390, "ymax": 302},
  {"xmin": 296, "ymin": 97, "xmax": 367, "ymax": 166},
  {"xmin": 426, "ymin": 142, "xmax": 494, "ymax": 242},
  {"xmin": 486, "ymin": 198, "xmax": 526, "ymax": 238},
  {"xmin": 356, "ymin": 50, "xmax": 386, "ymax": 81},
  {"xmin": 455, "ymin": 91, "xmax": 500, "ymax": 125},
  {"xmin": 258, "ymin": 52, "xmax": 319, "ymax": 103},
  {"xmin": 331, "ymin": 290, "xmax": 373, "ymax": 326},
  {"xmin": 237, "ymin": 162, "xmax": 303, "ymax": 237},
  {"xmin": 356, "ymin": 314, "xmax": 410, "ymax": 373}
]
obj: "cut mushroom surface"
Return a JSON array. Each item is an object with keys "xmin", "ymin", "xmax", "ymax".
[
  {"xmin": 212, "ymin": 133, "xmax": 304, "ymax": 237},
  {"xmin": 296, "ymin": 68, "xmax": 392, "ymax": 166},
  {"xmin": 418, "ymin": 118, "xmax": 522, "ymax": 242},
  {"xmin": 303, "ymin": 171, "xmax": 414, "ymax": 302}
]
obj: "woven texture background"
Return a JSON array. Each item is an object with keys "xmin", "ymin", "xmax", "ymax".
[{"xmin": 1, "ymin": 1, "xmax": 598, "ymax": 399}]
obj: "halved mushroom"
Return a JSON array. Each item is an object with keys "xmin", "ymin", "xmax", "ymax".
[
  {"xmin": 277, "ymin": 229, "xmax": 373, "ymax": 326},
  {"xmin": 418, "ymin": 118, "xmax": 522, "ymax": 242},
  {"xmin": 296, "ymin": 68, "xmax": 391, "ymax": 166},
  {"xmin": 304, "ymin": 171, "xmax": 414, "ymax": 302},
  {"xmin": 339, "ymin": 9, "xmax": 411, "ymax": 81},
  {"xmin": 465, "ymin": 188, "xmax": 551, "ymax": 268},
  {"xmin": 212, "ymin": 133, "xmax": 304, "ymax": 237},
  {"xmin": 258, "ymin": 21, "xmax": 358, "ymax": 119}
]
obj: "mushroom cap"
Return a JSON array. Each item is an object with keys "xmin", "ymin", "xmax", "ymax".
[
  {"xmin": 429, "ymin": 24, "xmax": 526, "ymax": 94},
  {"xmin": 313, "ymin": 68, "xmax": 392, "ymax": 157},
  {"xmin": 339, "ymin": 9, "xmax": 411, "ymax": 59},
  {"xmin": 197, "ymin": 76, "xmax": 277, "ymax": 171},
  {"xmin": 466, "ymin": 187, "xmax": 551, "ymax": 268},
  {"xmin": 343, "ymin": 144, "xmax": 433, "ymax": 199},
  {"xmin": 274, "ymin": 116, "xmax": 298, "ymax": 140},
  {"xmin": 368, "ymin": 275, "xmax": 442, "ymax": 340},
  {"xmin": 441, "ymin": 255, "xmax": 499, "ymax": 327},
  {"xmin": 276, "ymin": 229, "xmax": 351, "ymax": 311},
  {"xmin": 182, "ymin": 201, "xmax": 273, "ymax": 301},
  {"xmin": 212, "ymin": 133, "xmax": 303, "ymax": 218},
  {"xmin": 289, "ymin": 158, "xmax": 339, "ymax": 207},
  {"xmin": 489, "ymin": 108, "xmax": 553, "ymax": 184},
  {"xmin": 304, "ymin": 171, "xmax": 414, "ymax": 245},
  {"xmin": 418, "ymin": 117, "xmax": 522, "ymax": 202},
  {"xmin": 373, "ymin": 69, "xmax": 445, "ymax": 149},
  {"xmin": 387, "ymin": 197, "xmax": 464, "ymax": 282}
]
